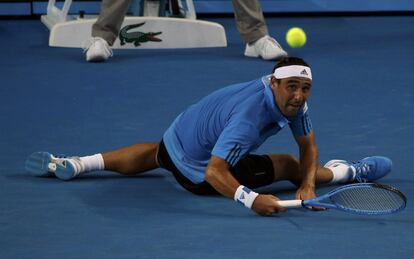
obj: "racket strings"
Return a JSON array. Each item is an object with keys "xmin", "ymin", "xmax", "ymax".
[{"xmin": 330, "ymin": 186, "xmax": 406, "ymax": 214}]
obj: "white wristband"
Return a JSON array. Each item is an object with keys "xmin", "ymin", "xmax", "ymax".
[{"xmin": 234, "ymin": 185, "xmax": 259, "ymax": 209}]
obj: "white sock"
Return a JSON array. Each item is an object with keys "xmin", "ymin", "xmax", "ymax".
[
  {"xmin": 324, "ymin": 160, "xmax": 356, "ymax": 184},
  {"xmin": 79, "ymin": 154, "xmax": 105, "ymax": 173}
]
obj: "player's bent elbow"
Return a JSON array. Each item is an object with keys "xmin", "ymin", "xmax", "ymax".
[{"xmin": 204, "ymin": 167, "xmax": 216, "ymax": 184}]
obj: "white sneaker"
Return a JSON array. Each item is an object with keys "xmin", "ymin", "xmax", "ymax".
[
  {"xmin": 244, "ymin": 35, "xmax": 288, "ymax": 60},
  {"xmin": 25, "ymin": 152, "xmax": 85, "ymax": 180},
  {"xmin": 84, "ymin": 37, "xmax": 113, "ymax": 62}
]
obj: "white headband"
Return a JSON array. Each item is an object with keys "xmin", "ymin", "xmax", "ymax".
[{"xmin": 273, "ymin": 65, "xmax": 312, "ymax": 80}]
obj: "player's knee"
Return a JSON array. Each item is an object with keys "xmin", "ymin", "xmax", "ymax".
[
  {"xmin": 154, "ymin": 144, "xmax": 161, "ymax": 167},
  {"xmin": 282, "ymin": 154, "xmax": 300, "ymax": 173},
  {"xmin": 269, "ymin": 154, "xmax": 300, "ymax": 181},
  {"xmin": 278, "ymin": 154, "xmax": 301, "ymax": 185}
]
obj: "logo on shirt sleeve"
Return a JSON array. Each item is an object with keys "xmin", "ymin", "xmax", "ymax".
[{"xmin": 225, "ymin": 144, "xmax": 242, "ymax": 167}]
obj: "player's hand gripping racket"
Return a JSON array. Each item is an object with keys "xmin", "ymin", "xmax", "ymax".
[{"xmin": 277, "ymin": 183, "xmax": 406, "ymax": 215}]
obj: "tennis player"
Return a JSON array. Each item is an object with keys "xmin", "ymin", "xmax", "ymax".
[{"xmin": 25, "ymin": 57, "xmax": 392, "ymax": 216}]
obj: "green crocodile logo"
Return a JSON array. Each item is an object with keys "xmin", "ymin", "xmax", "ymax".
[{"xmin": 119, "ymin": 22, "xmax": 162, "ymax": 47}]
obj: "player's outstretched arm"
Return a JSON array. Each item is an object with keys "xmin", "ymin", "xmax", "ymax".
[{"xmin": 205, "ymin": 156, "xmax": 286, "ymax": 216}]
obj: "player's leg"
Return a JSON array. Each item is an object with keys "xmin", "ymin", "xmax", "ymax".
[
  {"xmin": 323, "ymin": 156, "xmax": 392, "ymax": 183},
  {"xmin": 227, "ymin": 154, "xmax": 333, "ymax": 190},
  {"xmin": 102, "ymin": 143, "xmax": 159, "ymax": 175},
  {"xmin": 266, "ymin": 154, "xmax": 332, "ymax": 185},
  {"xmin": 267, "ymin": 154, "xmax": 392, "ymax": 186},
  {"xmin": 25, "ymin": 143, "xmax": 159, "ymax": 180}
]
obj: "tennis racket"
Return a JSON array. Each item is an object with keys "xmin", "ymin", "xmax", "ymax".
[{"xmin": 277, "ymin": 183, "xmax": 406, "ymax": 215}]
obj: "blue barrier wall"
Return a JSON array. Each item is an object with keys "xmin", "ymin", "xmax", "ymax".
[{"xmin": 1, "ymin": 0, "xmax": 414, "ymax": 16}]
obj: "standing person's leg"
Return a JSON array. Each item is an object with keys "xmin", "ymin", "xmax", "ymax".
[
  {"xmin": 231, "ymin": 0, "xmax": 268, "ymax": 44},
  {"xmin": 232, "ymin": 0, "xmax": 287, "ymax": 60},
  {"xmin": 85, "ymin": 0, "xmax": 132, "ymax": 62},
  {"xmin": 92, "ymin": 0, "xmax": 131, "ymax": 45},
  {"xmin": 25, "ymin": 143, "xmax": 160, "ymax": 180}
]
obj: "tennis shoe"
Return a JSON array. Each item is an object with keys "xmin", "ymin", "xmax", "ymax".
[
  {"xmin": 84, "ymin": 37, "xmax": 113, "ymax": 62},
  {"xmin": 244, "ymin": 35, "xmax": 288, "ymax": 60},
  {"xmin": 350, "ymin": 156, "xmax": 392, "ymax": 182},
  {"xmin": 25, "ymin": 152, "xmax": 85, "ymax": 180},
  {"xmin": 326, "ymin": 156, "xmax": 392, "ymax": 183}
]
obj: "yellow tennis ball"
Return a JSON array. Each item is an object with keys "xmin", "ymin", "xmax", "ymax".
[{"xmin": 286, "ymin": 27, "xmax": 307, "ymax": 48}]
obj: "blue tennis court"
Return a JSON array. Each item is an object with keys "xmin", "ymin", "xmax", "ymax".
[{"xmin": 1, "ymin": 15, "xmax": 413, "ymax": 258}]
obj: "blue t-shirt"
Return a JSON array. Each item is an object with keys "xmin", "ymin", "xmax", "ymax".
[{"xmin": 163, "ymin": 75, "xmax": 312, "ymax": 183}]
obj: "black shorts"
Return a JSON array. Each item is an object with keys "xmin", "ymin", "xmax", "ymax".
[{"xmin": 156, "ymin": 140, "xmax": 275, "ymax": 195}]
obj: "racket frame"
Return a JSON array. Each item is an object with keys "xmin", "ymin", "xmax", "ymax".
[{"xmin": 277, "ymin": 183, "xmax": 407, "ymax": 214}]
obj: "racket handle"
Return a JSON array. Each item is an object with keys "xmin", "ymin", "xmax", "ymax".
[{"xmin": 277, "ymin": 200, "xmax": 303, "ymax": 208}]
